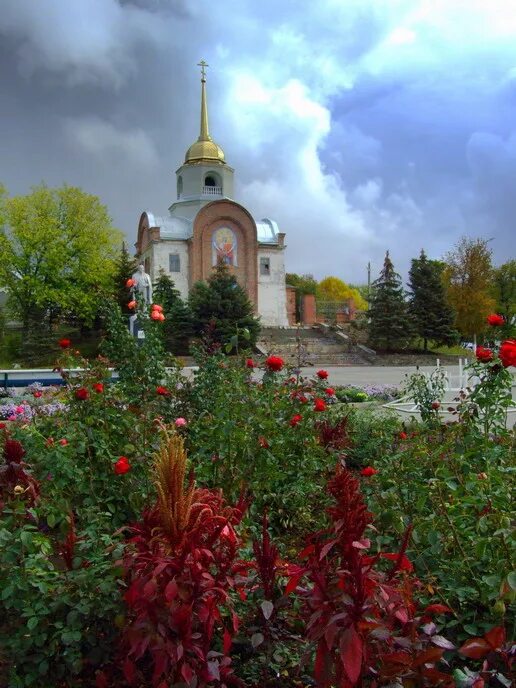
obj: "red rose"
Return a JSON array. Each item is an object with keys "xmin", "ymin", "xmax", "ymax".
[
  {"xmin": 314, "ymin": 398, "xmax": 327, "ymax": 412},
  {"xmin": 93, "ymin": 382, "xmax": 104, "ymax": 393},
  {"xmin": 361, "ymin": 466, "xmax": 378, "ymax": 477},
  {"xmin": 325, "ymin": 387, "xmax": 335, "ymax": 396},
  {"xmin": 59, "ymin": 438, "xmax": 68, "ymax": 446},
  {"xmin": 114, "ymin": 456, "xmax": 131, "ymax": 475},
  {"xmin": 58, "ymin": 338, "xmax": 71, "ymax": 349},
  {"xmin": 246, "ymin": 358, "xmax": 255, "ymax": 369},
  {"xmin": 127, "ymin": 300, "xmax": 137, "ymax": 309},
  {"xmin": 258, "ymin": 436, "xmax": 269, "ymax": 448},
  {"xmin": 151, "ymin": 304, "xmax": 163, "ymax": 313},
  {"xmin": 431, "ymin": 401, "xmax": 440, "ymax": 410},
  {"xmin": 75, "ymin": 388, "xmax": 89, "ymax": 401},
  {"xmin": 499, "ymin": 339, "xmax": 516, "ymax": 368},
  {"xmin": 316, "ymin": 369, "xmax": 329, "ymax": 380},
  {"xmin": 476, "ymin": 346, "xmax": 494, "ymax": 363},
  {"xmin": 290, "ymin": 414, "xmax": 302, "ymax": 427},
  {"xmin": 487, "ymin": 313, "xmax": 504, "ymax": 326},
  {"xmin": 156, "ymin": 386, "xmax": 170, "ymax": 396},
  {"xmin": 33, "ymin": 391, "xmax": 43, "ymax": 398},
  {"xmin": 150, "ymin": 310, "xmax": 162, "ymax": 321},
  {"xmin": 398, "ymin": 431, "xmax": 408, "ymax": 440},
  {"xmin": 265, "ymin": 355, "xmax": 284, "ymax": 372},
  {"xmin": 126, "ymin": 278, "xmax": 135, "ymax": 288}
]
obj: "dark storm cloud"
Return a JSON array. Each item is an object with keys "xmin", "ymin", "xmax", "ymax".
[{"xmin": 0, "ymin": 0, "xmax": 515, "ymax": 283}]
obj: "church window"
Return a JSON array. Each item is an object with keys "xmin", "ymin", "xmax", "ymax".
[
  {"xmin": 169, "ymin": 253, "xmax": 180, "ymax": 272},
  {"xmin": 212, "ymin": 227, "xmax": 237, "ymax": 266},
  {"xmin": 177, "ymin": 176, "xmax": 183, "ymax": 198},
  {"xmin": 260, "ymin": 257, "xmax": 271, "ymax": 276},
  {"xmin": 204, "ymin": 175, "xmax": 217, "ymax": 187}
]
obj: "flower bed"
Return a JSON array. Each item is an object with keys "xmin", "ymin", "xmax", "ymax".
[{"xmin": 0, "ymin": 313, "xmax": 514, "ymax": 687}]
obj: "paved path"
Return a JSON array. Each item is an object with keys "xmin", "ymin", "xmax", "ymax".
[{"xmin": 298, "ymin": 365, "xmax": 457, "ymax": 387}]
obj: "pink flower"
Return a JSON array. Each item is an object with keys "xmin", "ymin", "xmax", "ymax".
[
  {"xmin": 175, "ymin": 417, "xmax": 187, "ymax": 427},
  {"xmin": 15, "ymin": 406, "xmax": 25, "ymax": 414},
  {"xmin": 150, "ymin": 309, "xmax": 162, "ymax": 321}
]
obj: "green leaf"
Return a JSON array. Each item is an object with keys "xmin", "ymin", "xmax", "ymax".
[
  {"xmin": 507, "ymin": 571, "xmax": 516, "ymax": 591},
  {"xmin": 27, "ymin": 617, "xmax": 38, "ymax": 630}
]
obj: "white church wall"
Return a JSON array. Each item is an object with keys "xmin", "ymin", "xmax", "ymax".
[
  {"xmin": 257, "ymin": 247, "xmax": 289, "ymax": 327},
  {"xmin": 151, "ymin": 240, "xmax": 190, "ymax": 300}
]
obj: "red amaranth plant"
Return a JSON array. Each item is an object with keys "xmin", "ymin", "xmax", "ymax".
[
  {"xmin": 252, "ymin": 510, "xmax": 280, "ymax": 605},
  {"xmin": 287, "ymin": 465, "xmax": 456, "ymax": 687},
  {"xmin": 0, "ymin": 437, "xmax": 39, "ymax": 506},
  {"xmin": 119, "ymin": 431, "xmax": 248, "ymax": 687},
  {"xmin": 317, "ymin": 416, "xmax": 351, "ymax": 453}
]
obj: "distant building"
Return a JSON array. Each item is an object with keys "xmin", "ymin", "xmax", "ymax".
[{"xmin": 135, "ymin": 62, "xmax": 288, "ymax": 327}]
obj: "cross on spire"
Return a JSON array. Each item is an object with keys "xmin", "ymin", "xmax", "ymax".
[{"xmin": 197, "ymin": 59, "xmax": 209, "ymax": 82}]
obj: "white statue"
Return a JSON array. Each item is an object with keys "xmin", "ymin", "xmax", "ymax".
[{"xmin": 131, "ymin": 264, "xmax": 153, "ymax": 305}]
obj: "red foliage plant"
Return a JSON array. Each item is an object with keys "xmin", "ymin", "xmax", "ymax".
[
  {"xmin": 252, "ymin": 510, "xmax": 280, "ymax": 604},
  {"xmin": 0, "ymin": 437, "xmax": 39, "ymax": 507},
  {"xmin": 286, "ymin": 465, "xmax": 456, "ymax": 687},
  {"xmin": 317, "ymin": 416, "xmax": 351, "ymax": 454},
  {"xmin": 119, "ymin": 430, "xmax": 249, "ymax": 688}
]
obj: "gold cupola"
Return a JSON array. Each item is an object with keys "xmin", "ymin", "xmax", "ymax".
[{"xmin": 184, "ymin": 60, "xmax": 226, "ymax": 165}]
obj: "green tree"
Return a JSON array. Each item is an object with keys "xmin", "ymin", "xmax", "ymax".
[
  {"xmin": 153, "ymin": 270, "xmax": 193, "ymax": 355},
  {"xmin": 189, "ymin": 264, "xmax": 260, "ymax": 349},
  {"xmin": 443, "ymin": 237, "xmax": 495, "ymax": 339},
  {"xmin": 492, "ymin": 260, "xmax": 516, "ymax": 335},
  {"xmin": 368, "ymin": 251, "xmax": 413, "ymax": 351},
  {"xmin": 113, "ymin": 243, "xmax": 138, "ymax": 315},
  {"xmin": 285, "ymin": 273, "xmax": 318, "ymax": 295},
  {"xmin": 0, "ymin": 184, "xmax": 122, "ymax": 333},
  {"xmin": 408, "ymin": 250, "xmax": 458, "ymax": 350}
]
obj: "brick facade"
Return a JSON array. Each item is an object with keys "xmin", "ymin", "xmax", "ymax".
[{"xmin": 189, "ymin": 199, "xmax": 258, "ymax": 308}]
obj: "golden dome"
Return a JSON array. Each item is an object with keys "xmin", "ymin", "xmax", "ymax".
[
  {"xmin": 185, "ymin": 138, "xmax": 225, "ymax": 164},
  {"xmin": 184, "ymin": 60, "xmax": 226, "ymax": 165}
]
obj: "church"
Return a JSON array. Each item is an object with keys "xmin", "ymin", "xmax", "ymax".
[{"xmin": 135, "ymin": 62, "xmax": 289, "ymax": 327}]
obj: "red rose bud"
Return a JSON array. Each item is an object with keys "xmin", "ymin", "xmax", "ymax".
[
  {"xmin": 265, "ymin": 355, "xmax": 284, "ymax": 372},
  {"xmin": 486, "ymin": 313, "xmax": 504, "ymax": 326},
  {"xmin": 156, "ymin": 386, "xmax": 170, "ymax": 396},
  {"xmin": 127, "ymin": 300, "xmax": 137, "ymax": 309},
  {"xmin": 93, "ymin": 382, "xmax": 104, "ymax": 393},
  {"xmin": 246, "ymin": 358, "xmax": 255, "ymax": 368},
  {"xmin": 431, "ymin": 401, "xmax": 440, "ymax": 410},
  {"xmin": 126, "ymin": 278, "xmax": 135, "ymax": 288},
  {"xmin": 361, "ymin": 466, "xmax": 378, "ymax": 477},
  {"xmin": 75, "ymin": 388, "xmax": 89, "ymax": 401},
  {"xmin": 114, "ymin": 456, "xmax": 131, "ymax": 475},
  {"xmin": 499, "ymin": 339, "xmax": 516, "ymax": 368},
  {"xmin": 59, "ymin": 438, "xmax": 68, "ymax": 446},
  {"xmin": 398, "ymin": 431, "xmax": 408, "ymax": 440},
  {"xmin": 325, "ymin": 387, "xmax": 335, "ymax": 396},
  {"xmin": 289, "ymin": 414, "xmax": 302, "ymax": 427},
  {"xmin": 33, "ymin": 391, "xmax": 42, "ymax": 398},
  {"xmin": 58, "ymin": 338, "xmax": 71, "ymax": 349},
  {"xmin": 314, "ymin": 398, "xmax": 327, "ymax": 412},
  {"xmin": 476, "ymin": 346, "xmax": 494, "ymax": 363},
  {"xmin": 316, "ymin": 369, "xmax": 329, "ymax": 379}
]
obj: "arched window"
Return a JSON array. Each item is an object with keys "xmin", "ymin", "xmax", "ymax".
[
  {"xmin": 204, "ymin": 175, "xmax": 217, "ymax": 187},
  {"xmin": 177, "ymin": 175, "xmax": 183, "ymax": 198}
]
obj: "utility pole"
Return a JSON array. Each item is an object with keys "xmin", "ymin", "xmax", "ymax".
[{"xmin": 367, "ymin": 261, "xmax": 371, "ymax": 309}]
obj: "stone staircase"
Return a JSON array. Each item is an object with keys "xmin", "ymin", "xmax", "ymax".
[{"xmin": 257, "ymin": 327, "xmax": 368, "ymax": 365}]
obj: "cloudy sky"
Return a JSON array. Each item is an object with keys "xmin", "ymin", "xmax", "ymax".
[{"xmin": 1, "ymin": 0, "xmax": 516, "ymax": 283}]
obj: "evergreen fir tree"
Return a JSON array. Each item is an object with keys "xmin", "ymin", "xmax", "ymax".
[
  {"xmin": 153, "ymin": 270, "xmax": 193, "ymax": 355},
  {"xmin": 189, "ymin": 263, "xmax": 260, "ymax": 349},
  {"xmin": 113, "ymin": 243, "xmax": 138, "ymax": 314},
  {"xmin": 368, "ymin": 251, "xmax": 413, "ymax": 351},
  {"xmin": 408, "ymin": 250, "xmax": 458, "ymax": 350}
]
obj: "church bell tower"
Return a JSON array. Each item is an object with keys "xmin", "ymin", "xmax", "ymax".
[{"xmin": 171, "ymin": 60, "xmax": 234, "ymax": 216}]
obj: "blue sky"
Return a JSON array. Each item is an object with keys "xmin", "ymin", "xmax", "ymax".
[{"xmin": 1, "ymin": 0, "xmax": 515, "ymax": 283}]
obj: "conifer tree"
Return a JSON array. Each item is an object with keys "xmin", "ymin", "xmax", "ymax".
[
  {"xmin": 408, "ymin": 250, "xmax": 458, "ymax": 350},
  {"xmin": 153, "ymin": 270, "xmax": 193, "ymax": 355},
  {"xmin": 113, "ymin": 243, "xmax": 138, "ymax": 314},
  {"xmin": 368, "ymin": 251, "xmax": 413, "ymax": 351},
  {"xmin": 189, "ymin": 263, "xmax": 260, "ymax": 349}
]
